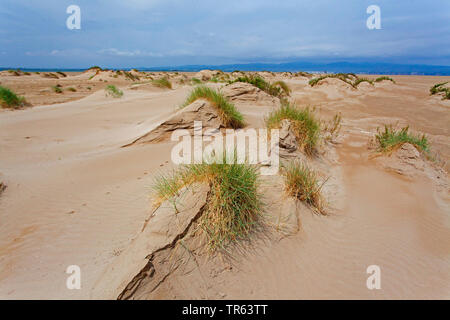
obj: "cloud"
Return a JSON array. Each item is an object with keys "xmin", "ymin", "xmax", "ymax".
[
  {"xmin": 98, "ymin": 48, "xmax": 163, "ymax": 57},
  {"xmin": 1, "ymin": 0, "xmax": 449, "ymax": 67}
]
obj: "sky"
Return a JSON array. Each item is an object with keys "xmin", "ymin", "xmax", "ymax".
[{"xmin": 0, "ymin": 0, "xmax": 449, "ymax": 68}]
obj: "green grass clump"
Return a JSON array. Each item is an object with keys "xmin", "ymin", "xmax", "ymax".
[
  {"xmin": 123, "ymin": 71, "xmax": 140, "ymax": 81},
  {"xmin": 272, "ymin": 80, "xmax": 291, "ymax": 96},
  {"xmin": 8, "ymin": 69, "xmax": 21, "ymax": 76},
  {"xmin": 52, "ymin": 85, "xmax": 63, "ymax": 93},
  {"xmin": 0, "ymin": 86, "xmax": 27, "ymax": 108},
  {"xmin": 152, "ymin": 77, "xmax": 172, "ymax": 89},
  {"xmin": 183, "ymin": 86, "xmax": 244, "ymax": 128},
  {"xmin": 309, "ymin": 73, "xmax": 371, "ymax": 88},
  {"xmin": 375, "ymin": 76, "xmax": 395, "ymax": 83},
  {"xmin": 44, "ymin": 73, "xmax": 59, "ymax": 79},
  {"xmin": 191, "ymin": 77, "xmax": 202, "ymax": 84},
  {"xmin": 105, "ymin": 85, "xmax": 123, "ymax": 98},
  {"xmin": 296, "ymin": 71, "xmax": 311, "ymax": 78},
  {"xmin": 67, "ymin": 87, "xmax": 77, "ymax": 92},
  {"xmin": 322, "ymin": 113, "xmax": 342, "ymax": 141},
  {"xmin": 152, "ymin": 152, "xmax": 262, "ymax": 251},
  {"xmin": 430, "ymin": 82, "xmax": 450, "ymax": 99},
  {"xmin": 353, "ymin": 78, "xmax": 374, "ymax": 87},
  {"xmin": 308, "ymin": 77, "xmax": 323, "ymax": 87},
  {"xmin": 229, "ymin": 75, "xmax": 290, "ymax": 98},
  {"xmin": 375, "ymin": 125, "xmax": 429, "ymax": 154},
  {"xmin": 265, "ymin": 102, "xmax": 321, "ymax": 154},
  {"xmin": 430, "ymin": 82, "xmax": 447, "ymax": 95},
  {"xmin": 281, "ymin": 161, "xmax": 325, "ymax": 214}
]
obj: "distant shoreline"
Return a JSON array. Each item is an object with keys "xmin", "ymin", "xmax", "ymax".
[{"xmin": 1, "ymin": 63, "xmax": 450, "ymax": 76}]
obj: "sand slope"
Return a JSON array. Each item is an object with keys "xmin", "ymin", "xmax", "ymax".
[{"xmin": 0, "ymin": 74, "xmax": 449, "ymax": 299}]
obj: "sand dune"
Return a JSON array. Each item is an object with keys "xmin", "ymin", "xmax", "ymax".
[{"xmin": 0, "ymin": 72, "xmax": 449, "ymax": 299}]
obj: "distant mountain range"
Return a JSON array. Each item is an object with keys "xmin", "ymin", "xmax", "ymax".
[
  {"xmin": 2, "ymin": 61, "xmax": 450, "ymax": 75},
  {"xmin": 139, "ymin": 61, "xmax": 450, "ymax": 75}
]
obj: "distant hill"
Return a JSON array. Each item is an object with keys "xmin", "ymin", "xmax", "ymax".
[
  {"xmin": 2, "ymin": 61, "xmax": 449, "ymax": 75},
  {"xmin": 140, "ymin": 61, "xmax": 450, "ymax": 75}
]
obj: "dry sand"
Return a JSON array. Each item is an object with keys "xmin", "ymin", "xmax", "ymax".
[{"xmin": 0, "ymin": 71, "xmax": 449, "ymax": 299}]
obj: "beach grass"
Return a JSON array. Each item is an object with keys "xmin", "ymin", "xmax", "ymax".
[
  {"xmin": 309, "ymin": 73, "xmax": 386, "ymax": 89},
  {"xmin": 375, "ymin": 76, "xmax": 395, "ymax": 83},
  {"xmin": 375, "ymin": 125, "xmax": 429, "ymax": 153},
  {"xmin": 281, "ymin": 161, "xmax": 325, "ymax": 214},
  {"xmin": 353, "ymin": 77, "xmax": 374, "ymax": 87},
  {"xmin": 322, "ymin": 112, "xmax": 342, "ymax": 141},
  {"xmin": 296, "ymin": 71, "xmax": 311, "ymax": 77},
  {"xmin": 230, "ymin": 75, "xmax": 291, "ymax": 98},
  {"xmin": 52, "ymin": 85, "xmax": 63, "ymax": 93},
  {"xmin": 152, "ymin": 77, "xmax": 172, "ymax": 89},
  {"xmin": 0, "ymin": 86, "xmax": 27, "ymax": 108},
  {"xmin": 123, "ymin": 71, "xmax": 140, "ymax": 81},
  {"xmin": 152, "ymin": 152, "xmax": 262, "ymax": 251},
  {"xmin": 265, "ymin": 102, "xmax": 321, "ymax": 154},
  {"xmin": 272, "ymin": 80, "xmax": 291, "ymax": 96},
  {"xmin": 430, "ymin": 82, "xmax": 450, "ymax": 99},
  {"xmin": 191, "ymin": 77, "xmax": 202, "ymax": 84},
  {"xmin": 183, "ymin": 86, "xmax": 244, "ymax": 128},
  {"xmin": 105, "ymin": 85, "xmax": 123, "ymax": 98}
]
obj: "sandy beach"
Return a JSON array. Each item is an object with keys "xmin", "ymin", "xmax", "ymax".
[{"xmin": 0, "ymin": 70, "xmax": 449, "ymax": 299}]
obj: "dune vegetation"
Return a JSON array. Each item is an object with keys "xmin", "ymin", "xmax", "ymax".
[
  {"xmin": 183, "ymin": 86, "xmax": 244, "ymax": 128},
  {"xmin": 43, "ymin": 73, "xmax": 59, "ymax": 79},
  {"xmin": 229, "ymin": 75, "xmax": 291, "ymax": 98},
  {"xmin": 375, "ymin": 125, "xmax": 429, "ymax": 154},
  {"xmin": 309, "ymin": 73, "xmax": 395, "ymax": 88},
  {"xmin": 295, "ymin": 71, "xmax": 312, "ymax": 78},
  {"xmin": 105, "ymin": 85, "xmax": 123, "ymax": 98},
  {"xmin": 309, "ymin": 73, "xmax": 356, "ymax": 87},
  {"xmin": 52, "ymin": 85, "xmax": 63, "ymax": 93},
  {"xmin": 265, "ymin": 102, "xmax": 321, "ymax": 154},
  {"xmin": 8, "ymin": 69, "xmax": 21, "ymax": 76},
  {"xmin": 322, "ymin": 113, "xmax": 342, "ymax": 142},
  {"xmin": 0, "ymin": 85, "xmax": 27, "ymax": 108},
  {"xmin": 281, "ymin": 161, "xmax": 325, "ymax": 214},
  {"xmin": 375, "ymin": 76, "xmax": 395, "ymax": 83},
  {"xmin": 191, "ymin": 77, "xmax": 202, "ymax": 84},
  {"xmin": 430, "ymin": 82, "xmax": 450, "ymax": 100},
  {"xmin": 0, "ymin": 181, "xmax": 6, "ymax": 197},
  {"xmin": 352, "ymin": 77, "xmax": 374, "ymax": 87},
  {"xmin": 123, "ymin": 71, "xmax": 140, "ymax": 81},
  {"xmin": 152, "ymin": 77, "xmax": 172, "ymax": 89},
  {"xmin": 152, "ymin": 151, "xmax": 262, "ymax": 251}
]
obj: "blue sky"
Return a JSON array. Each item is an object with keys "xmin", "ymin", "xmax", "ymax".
[{"xmin": 1, "ymin": 0, "xmax": 449, "ymax": 68}]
